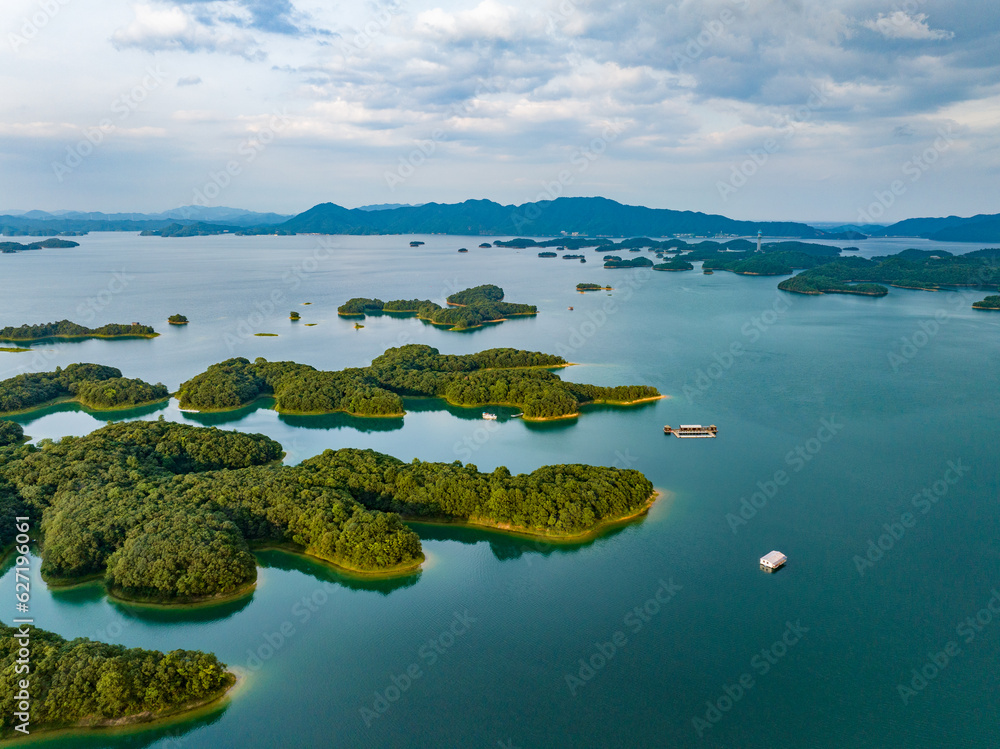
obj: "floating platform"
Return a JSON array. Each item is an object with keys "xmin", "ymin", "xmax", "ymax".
[
  {"xmin": 760, "ymin": 550, "xmax": 787, "ymax": 572},
  {"xmin": 663, "ymin": 424, "xmax": 717, "ymax": 438}
]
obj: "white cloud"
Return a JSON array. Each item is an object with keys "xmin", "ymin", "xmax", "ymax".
[
  {"xmin": 111, "ymin": 3, "xmax": 266, "ymax": 60},
  {"xmin": 862, "ymin": 12, "xmax": 954, "ymax": 41}
]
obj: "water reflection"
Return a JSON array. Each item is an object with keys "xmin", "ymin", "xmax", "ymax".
[
  {"xmin": 9, "ymin": 399, "xmax": 168, "ymax": 426},
  {"xmin": 25, "ymin": 699, "xmax": 229, "ymax": 748},
  {"xmin": 255, "ymin": 549, "xmax": 420, "ymax": 595},
  {"xmin": 407, "ymin": 519, "xmax": 635, "ymax": 562}
]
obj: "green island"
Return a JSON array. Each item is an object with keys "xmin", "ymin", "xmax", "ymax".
[
  {"xmin": 653, "ymin": 258, "xmax": 694, "ymax": 272},
  {"xmin": 0, "ymin": 320, "xmax": 157, "ymax": 342},
  {"xmin": 0, "ymin": 624, "xmax": 234, "ymax": 739},
  {"xmin": 777, "ymin": 250, "xmax": 1000, "ymax": 296},
  {"xmin": 577, "ymin": 283, "xmax": 612, "ymax": 291},
  {"xmin": 538, "ymin": 252, "xmax": 557, "ymax": 258},
  {"xmin": 0, "ymin": 364, "xmax": 169, "ymax": 416},
  {"xmin": 0, "ymin": 238, "xmax": 80, "ymax": 254},
  {"xmin": 168, "ymin": 314, "xmax": 189, "ymax": 325},
  {"xmin": 972, "ymin": 295, "xmax": 1000, "ymax": 310},
  {"xmin": 176, "ymin": 344, "xmax": 661, "ymax": 420},
  {"xmin": 0, "ymin": 347, "xmax": 29, "ymax": 353},
  {"xmin": 604, "ymin": 256, "xmax": 653, "ymax": 269},
  {"xmin": 0, "ymin": 420, "xmax": 656, "ymax": 605},
  {"xmin": 337, "ymin": 284, "xmax": 537, "ymax": 331},
  {"xmin": 290, "ymin": 311, "xmax": 301, "ymax": 320}
]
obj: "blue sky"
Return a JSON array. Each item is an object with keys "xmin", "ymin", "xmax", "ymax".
[{"xmin": 1, "ymin": 0, "xmax": 997, "ymax": 221}]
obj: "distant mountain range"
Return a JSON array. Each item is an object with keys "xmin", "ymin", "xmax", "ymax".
[{"xmin": 2, "ymin": 199, "xmax": 998, "ymax": 241}]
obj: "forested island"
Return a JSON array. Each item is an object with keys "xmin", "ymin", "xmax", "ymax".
[
  {"xmin": 577, "ymin": 283, "xmax": 612, "ymax": 291},
  {"xmin": 168, "ymin": 314, "xmax": 189, "ymax": 325},
  {"xmin": 0, "ymin": 238, "xmax": 79, "ymax": 253},
  {"xmin": 338, "ymin": 284, "xmax": 537, "ymax": 331},
  {"xmin": 0, "ymin": 364, "xmax": 169, "ymax": 415},
  {"xmin": 0, "ymin": 320, "xmax": 157, "ymax": 342},
  {"xmin": 777, "ymin": 250, "xmax": 1000, "ymax": 296},
  {"xmin": 0, "ymin": 420, "xmax": 656, "ymax": 604},
  {"xmin": 972, "ymin": 295, "xmax": 1000, "ymax": 309},
  {"xmin": 653, "ymin": 258, "xmax": 694, "ymax": 272},
  {"xmin": 0, "ymin": 624, "xmax": 234, "ymax": 738},
  {"xmin": 177, "ymin": 344, "xmax": 661, "ymax": 420},
  {"xmin": 604, "ymin": 256, "xmax": 653, "ymax": 269}
]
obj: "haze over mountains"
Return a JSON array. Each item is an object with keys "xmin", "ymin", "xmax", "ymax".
[{"xmin": 1, "ymin": 198, "xmax": 998, "ymax": 242}]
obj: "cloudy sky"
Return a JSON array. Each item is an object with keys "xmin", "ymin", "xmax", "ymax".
[{"xmin": 1, "ymin": 0, "xmax": 997, "ymax": 221}]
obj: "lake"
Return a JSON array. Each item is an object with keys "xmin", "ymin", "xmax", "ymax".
[{"xmin": 2, "ymin": 232, "xmax": 998, "ymax": 748}]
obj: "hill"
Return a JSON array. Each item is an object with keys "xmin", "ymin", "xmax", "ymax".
[{"xmin": 280, "ymin": 197, "xmax": 829, "ymax": 238}]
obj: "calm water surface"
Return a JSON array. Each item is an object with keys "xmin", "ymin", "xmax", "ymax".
[{"xmin": 1, "ymin": 233, "xmax": 998, "ymax": 748}]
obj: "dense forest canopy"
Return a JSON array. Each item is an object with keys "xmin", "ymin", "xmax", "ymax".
[
  {"xmin": 300, "ymin": 448, "xmax": 656, "ymax": 535},
  {"xmin": 0, "ymin": 624, "xmax": 232, "ymax": 736},
  {"xmin": 176, "ymin": 345, "xmax": 659, "ymax": 419},
  {"xmin": 0, "ymin": 320, "xmax": 156, "ymax": 341},
  {"xmin": 777, "ymin": 253, "xmax": 1000, "ymax": 296},
  {"xmin": 0, "ymin": 364, "xmax": 167, "ymax": 414},
  {"xmin": 338, "ymin": 284, "xmax": 537, "ymax": 330},
  {"xmin": 0, "ymin": 419, "xmax": 658, "ymax": 601},
  {"xmin": 972, "ymin": 294, "xmax": 1000, "ymax": 309},
  {"xmin": 0, "ymin": 420, "xmax": 421, "ymax": 600}
]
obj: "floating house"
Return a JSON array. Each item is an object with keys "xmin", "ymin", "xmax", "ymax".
[
  {"xmin": 760, "ymin": 550, "xmax": 787, "ymax": 571},
  {"xmin": 663, "ymin": 424, "xmax": 718, "ymax": 438}
]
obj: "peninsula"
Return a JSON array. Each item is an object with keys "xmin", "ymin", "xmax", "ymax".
[{"xmin": 0, "ymin": 364, "xmax": 169, "ymax": 415}]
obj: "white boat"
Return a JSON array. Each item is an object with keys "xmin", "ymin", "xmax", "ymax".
[{"xmin": 482, "ymin": 412, "xmax": 498, "ymax": 420}]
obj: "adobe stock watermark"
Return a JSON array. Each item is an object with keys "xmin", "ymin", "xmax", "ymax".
[
  {"xmin": 360, "ymin": 610, "xmax": 476, "ymax": 726},
  {"xmin": 75, "ymin": 268, "xmax": 135, "ymax": 323},
  {"xmin": 385, "ymin": 81, "xmax": 500, "ymax": 190},
  {"xmin": 673, "ymin": 0, "xmax": 748, "ymax": 68},
  {"xmin": 717, "ymin": 87, "xmax": 828, "ymax": 202},
  {"xmin": 692, "ymin": 620, "xmax": 808, "ymax": 738},
  {"xmin": 682, "ymin": 292, "xmax": 793, "ymax": 402},
  {"xmin": 726, "ymin": 416, "xmax": 844, "ymax": 534},
  {"xmin": 190, "ymin": 109, "xmax": 292, "ymax": 207},
  {"xmin": 223, "ymin": 238, "xmax": 338, "ymax": 351},
  {"xmin": 853, "ymin": 459, "xmax": 968, "ymax": 576},
  {"xmin": 888, "ymin": 264, "xmax": 999, "ymax": 371},
  {"xmin": 509, "ymin": 119, "xmax": 628, "ymax": 233},
  {"xmin": 552, "ymin": 268, "xmax": 650, "ymax": 358},
  {"xmin": 7, "ymin": 0, "xmax": 72, "ymax": 52},
  {"xmin": 856, "ymin": 125, "xmax": 955, "ymax": 224},
  {"xmin": 564, "ymin": 577, "xmax": 681, "ymax": 696},
  {"xmin": 51, "ymin": 66, "xmax": 167, "ymax": 182},
  {"xmin": 337, "ymin": 2, "xmax": 400, "ymax": 56},
  {"xmin": 897, "ymin": 587, "xmax": 1000, "ymax": 706}
]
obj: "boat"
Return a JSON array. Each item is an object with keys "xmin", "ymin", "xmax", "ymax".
[
  {"xmin": 760, "ymin": 550, "xmax": 787, "ymax": 572},
  {"xmin": 663, "ymin": 424, "xmax": 717, "ymax": 438},
  {"xmin": 482, "ymin": 412, "xmax": 498, "ymax": 420},
  {"xmin": 568, "ymin": 306, "xmax": 574, "ymax": 310}
]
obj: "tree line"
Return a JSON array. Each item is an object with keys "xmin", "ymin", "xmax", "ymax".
[
  {"xmin": 0, "ymin": 364, "xmax": 167, "ymax": 414},
  {"xmin": 176, "ymin": 344, "xmax": 659, "ymax": 419},
  {"xmin": 0, "ymin": 624, "xmax": 232, "ymax": 737}
]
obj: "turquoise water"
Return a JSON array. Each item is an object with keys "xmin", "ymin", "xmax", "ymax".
[{"xmin": 1, "ymin": 233, "xmax": 999, "ymax": 748}]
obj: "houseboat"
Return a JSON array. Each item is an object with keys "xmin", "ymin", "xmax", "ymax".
[
  {"xmin": 760, "ymin": 550, "xmax": 787, "ymax": 572},
  {"xmin": 663, "ymin": 424, "xmax": 717, "ymax": 438},
  {"xmin": 482, "ymin": 412, "xmax": 498, "ymax": 420}
]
